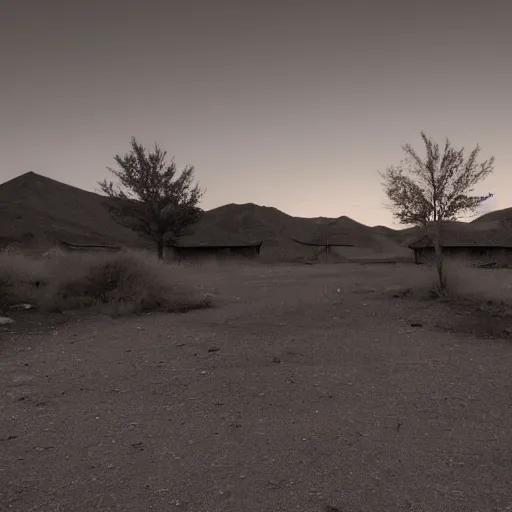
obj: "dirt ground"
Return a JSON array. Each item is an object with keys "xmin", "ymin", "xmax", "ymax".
[{"xmin": 1, "ymin": 263, "xmax": 512, "ymax": 512}]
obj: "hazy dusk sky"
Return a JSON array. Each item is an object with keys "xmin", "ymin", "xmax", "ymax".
[{"xmin": 1, "ymin": 0, "xmax": 509, "ymax": 227}]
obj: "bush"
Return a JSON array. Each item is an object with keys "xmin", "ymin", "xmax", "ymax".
[
  {"xmin": 398, "ymin": 258, "xmax": 512, "ymax": 305},
  {"xmin": 0, "ymin": 249, "xmax": 213, "ymax": 316},
  {"xmin": 437, "ymin": 259, "xmax": 512, "ymax": 305},
  {"xmin": 0, "ymin": 253, "xmax": 46, "ymax": 310}
]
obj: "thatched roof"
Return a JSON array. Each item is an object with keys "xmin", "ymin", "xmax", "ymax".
[
  {"xmin": 292, "ymin": 237, "xmax": 354, "ymax": 247},
  {"xmin": 408, "ymin": 222, "xmax": 512, "ymax": 249},
  {"xmin": 58, "ymin": 240, "xmax": 122, "ymax": 251},
  {"xmin": 169, "ymin": 240, "xmax": 263, "ymax": 249}
]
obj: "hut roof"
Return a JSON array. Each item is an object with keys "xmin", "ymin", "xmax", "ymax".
[
  {"xmin": 59, "ymin": 240, "xmax": 122, "ymax": 250},
  {"xmin": 408, "ymin": 222, "xmax": 512, "ymax": 249},
  {"xmin": 169, "ymin": 240, "xmax": 263, "ymax": 249},
  {"xmin": 292, "ymin": 237, "xmax": 354, "ymax": 247}
]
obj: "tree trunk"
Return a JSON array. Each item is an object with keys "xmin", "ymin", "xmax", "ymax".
[
  {"xmin": 157, "ymin": 237, "xmax": 164, "ymax": 261},
  {"xmin": 434, "ymin": 237, "xmax": 446, "ymax": 294},
  {"xmin": 423, "ymin": 221, "xmax": 446, "ymax": 295},
  {"xmin": 432, "ymin": 221, "xmax": 447, "ymax": 295}
]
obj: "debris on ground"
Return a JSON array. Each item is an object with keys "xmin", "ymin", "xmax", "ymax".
[
  {"xmin": 392, "ymin": 287, "xmax": 413, "ymax": 298},
  {"xmin": 9, "ymin": 303, "xmax": 36, "ymax": 311}
]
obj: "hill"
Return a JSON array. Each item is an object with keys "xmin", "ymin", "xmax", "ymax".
[
  {"xmin": 471, "ymin": 207, "xmax": 512, "ymax": 226},
  {"xmin": 5, "ymin": 171, "xmax": 508, "ymax": 262},
  {"xmin": 0, "ymin": 172, "xmax": 143, "ymax": 251},
  {"xmin": 178, "ymin": 204, "xmax": 412, "ymax": 262},
  {"xmin": 0, "ymin": 173, "xmax": 411, "ymax": 261}
]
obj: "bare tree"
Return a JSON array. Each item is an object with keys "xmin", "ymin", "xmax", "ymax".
[
  {"xmin": 380, "ymin": 132, "xmax": 495, "ymax": 293},
  {"xmin": 99, "ymin": 137, "xmax": 204, "ymax": 260}
]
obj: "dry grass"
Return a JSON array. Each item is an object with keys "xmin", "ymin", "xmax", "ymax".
[
  {"xmin": 0, "ymin": 249, "xmax": 214, "ymax": 316},
  {"xmin": 2, "ymin": 247, "xmax": 511, "ymax": 331},
  {"xmin": 419, "ymin": 258, "xmax": 512, "ymax": 305},
  {"xmin": 368, "ymin": 258, "xmax": 512, "ymax": 337},
  {"xmin": 349, "ymin": 258, "xmax": 512, "ymax": 306},
  {"xmin": 401, "ymin": 260, "xmax": 512, "ymax": 339},
  {"xmin": 0, "ymin": 252, "xmax": 46, "ymax": 308}
]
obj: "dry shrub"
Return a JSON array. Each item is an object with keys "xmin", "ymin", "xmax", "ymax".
[
  {"xmin": 43, "ymin": 250, "xmax": 213, "ymax": 315},
  {"xmin": 439, "ymin": 259, "xmax": 512, "ymax": 305},
  {"xmin": 0, "ymin": 252, "xmax": 46, "ymax": 310},
  {"xmin": 397, "ymin": 258, "xmax": 512, "ymax": 305},
  {"xmin": 1, "ymin": 249, "xmax": 214, "ymax": 316}
]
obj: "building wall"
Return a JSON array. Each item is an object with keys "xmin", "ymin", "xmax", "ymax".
[
  {"xmin": 167, "ymin": 246, "xmax": 261, "ymax": 262},
  {"xmin": 413, "ymin": 247, "xmax": 512, "ymax": 267}
]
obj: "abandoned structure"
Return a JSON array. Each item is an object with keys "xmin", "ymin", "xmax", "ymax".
[
  {"xmin": 167, "ymin": 241, "xmax": 263, "ymax": 262},
  {"xmin": 408, "ymin": 225, "xmax": 512, "ymax": 267},
  {"xmin": 56, "ymin": 240, "xmax": 123, "ymax": 253},
  {"xmin": 292, "ymin": 234, "xmax": 354, "ymax": 263}
]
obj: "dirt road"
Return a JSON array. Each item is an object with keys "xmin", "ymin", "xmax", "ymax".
[{"xmin": 2, "ymin": 264, "xmax": 512, "ymax": 511}]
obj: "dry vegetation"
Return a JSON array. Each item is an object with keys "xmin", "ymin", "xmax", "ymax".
[
  {"xmin": 404, "ymin": 257, "xmax": 512, "ymax": 306},
  {"xmin": 2, "ymin": 246, "xmax": 511, "ymax": 340},
  {"xmin": 347, "ymin": 257, "xmax": 511, "ymax": 304},
  {"xmin": 0, "ymin": 249, "xmax": 213, "ymax": 317}
]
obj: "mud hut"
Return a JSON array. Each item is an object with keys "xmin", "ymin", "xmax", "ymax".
[
  {"xmin": 408, "ymin": 224, "xmax": 512, "ymax": 267},
  {"xmin": 167, "ymin": 241, "xmax": 263, "ymax": 263},
  {"xmin": 56, "ymin": 240, "xmax": 124, "ymax": 253}
]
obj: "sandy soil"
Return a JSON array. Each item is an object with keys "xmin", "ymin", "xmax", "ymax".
[{"xmin": 1, "ymin": 263, "xmax": 512, "ymax": 512}]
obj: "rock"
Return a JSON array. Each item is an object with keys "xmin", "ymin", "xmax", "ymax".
[
  {"xmin": 0, "ymin": 317, "xmax": 14, "ymax": 325},
  {"xmin": 9, "ymin": 303, "xmax": 35, "ymax": 311}
]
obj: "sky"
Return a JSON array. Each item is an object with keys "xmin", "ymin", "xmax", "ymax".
[{"xmin": 0, "ymin": 0, "xmax": 509, "ymax": 227}]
